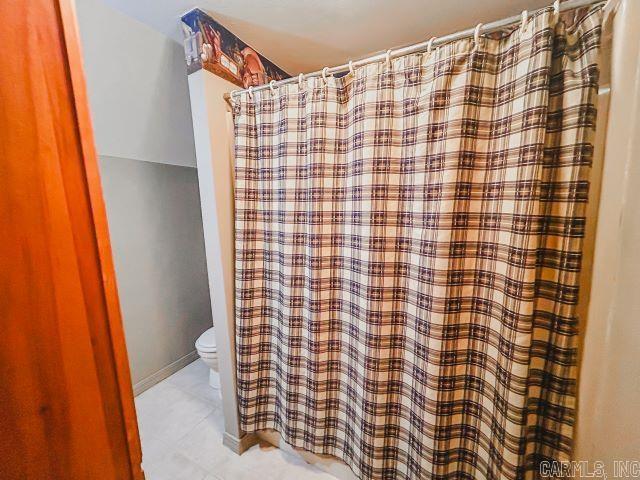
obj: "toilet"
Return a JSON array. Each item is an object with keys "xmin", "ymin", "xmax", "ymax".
[{"xmin": 195, "ymin": 327, "xmax": 220, "ymax": 390}]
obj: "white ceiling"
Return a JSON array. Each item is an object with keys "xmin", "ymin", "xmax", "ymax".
[{"xmin": 101, "ymin": 0, "xmax": 554, "ymax": 74}]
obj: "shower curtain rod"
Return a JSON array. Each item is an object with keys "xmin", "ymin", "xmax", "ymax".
[{"xmin": 225, "ymin": 0, "xmax": 606, "ymax": 102}]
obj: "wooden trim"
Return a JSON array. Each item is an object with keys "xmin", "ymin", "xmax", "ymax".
[
  {"xmin": 0, "ymin": 0, "xmax": 142, "ymax": 478},
  {"xmin": 56, "ymin": 1, "xmax": 143, "ymax": 477}
]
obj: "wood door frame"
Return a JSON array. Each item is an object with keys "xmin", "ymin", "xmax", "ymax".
[
  {"xmin": 0, "ymin": 0, "xmax": 143, "ymax": 477},
  {"xmin": 57, "ymin": 1, "xmax": 143, "ymax": 476}
]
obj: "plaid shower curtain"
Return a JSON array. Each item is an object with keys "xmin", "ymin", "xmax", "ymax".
[{"xmin": 232, "ymin": 6, "xmax": 602, "ymax": 479}]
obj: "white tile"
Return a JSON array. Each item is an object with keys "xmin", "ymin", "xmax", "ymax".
[
  {"xmin": 177, "ymin": 420, "xmax": 332, "ymax": 480},
  {"xmin": 279, "ymin": 464, "xmax": 341, "ymax": 480},
  {"xmin": 165, "ymin": 359, "xmax": 209, "ymax": 391},
  {"xmin": 204, "ymin": 459, "xmax": 265, "ymax": 480},
  {"xmin": 166, "ymin": 359, "xmax": 222, "ymax": 406},
  {"xmin": 244, "ymin": 445, "xmax": 337, "ymax": 480},
  {"xmin": 241, "ymin": 443, "xmax": 308, "ymax": 473},
  {"xmin": 173, "ymin": 414, "xmax": 326, "ymax": 480},
  {"xmin": 171, "ymin": 411, "xmax": 228, "ymax": 472},
  {"xmin": 138, "ymin": 429, "xmax": 173, "ymax": 466},
  {"xmin": 142, "ymin": 451, "xmax": 211, "ymax": 480},
  {"xmin": 245, "ymin": 445, "xmax": 338, "ymax": 480},
  {"xmin": 136, "ymin": 363, "xmax": 340, "ymax": 480},
  {"xmin": 135, "ymin": 381, "xmax": 216, "ymax": 447}
]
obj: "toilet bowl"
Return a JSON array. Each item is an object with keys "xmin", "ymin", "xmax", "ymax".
[{"xmin": 195, "ymin": 327, "xmax": 220, "ymax": 390}]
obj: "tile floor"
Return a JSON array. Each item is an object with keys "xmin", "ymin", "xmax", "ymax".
[{"xmin": 135, "ymin": 359, "xmax": 336, "ymax": 480}]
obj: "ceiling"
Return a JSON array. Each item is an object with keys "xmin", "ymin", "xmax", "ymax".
[{"xmin": 102, "ymin": 0, "xmax": 554, "ymax": 74}]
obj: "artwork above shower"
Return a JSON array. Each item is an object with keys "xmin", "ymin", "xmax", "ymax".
[{"xmin": 181, "ymin": 8, "xmax": 290, "ymax": 87}]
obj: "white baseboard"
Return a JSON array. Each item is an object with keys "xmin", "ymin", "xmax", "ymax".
[{"xmin": 133, "ymin": 350, "xmax": 200, "ymax": 396}]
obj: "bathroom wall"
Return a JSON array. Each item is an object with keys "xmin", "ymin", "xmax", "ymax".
[
  {"xmin": 187, "ymin": 70, "xmax": 241, "ymax": 444},
  {"xmin": 74, "ymin": 0, "xmax": 640, "ymax": 471},
  {"xmin": 99, "ymin": 156, "xmax": 211, "ymax": 387},
  {"xmin": 76, "ymin": 0, "xmax": 196, "ymax": 167},
  {"xmin": 574, "ymin": 0, "xmax": 640, "ymax": 468},
  {"xmin": 77, "ymin": 0, "xmax": 213, "ymax": 390}
]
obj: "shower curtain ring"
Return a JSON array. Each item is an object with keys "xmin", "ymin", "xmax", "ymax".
[
  {"xmin": 269, "ymin": 80, "xmax": 276, "ymax": 93},
  {"xmin": 298, "ymin": 73, "xmax": 304, "ymax": 89},
  {"xmin": 521, "ymin": 10, "xmax": 528, "ymax": 30},
  {"xmin": 473, "ymin": 23, "xmax": 483, "ymax": 49},
  {"xmin": 248, "ymin": 86, "xmax": 254, "ymax": 100},
  {"xmin": 427, "ymin": 37, "xmax": 436, "ymax": 55},
  {"xmin": 322, "ymin": 67, "xmax": 329, "ymax": 85},
  {"xmin": 385, "ymin": 49, "xmax": 393, "ymax": 69},
  {"xmin": 349, "ymin": 60, "xmax": 354, "ymax": 75}
]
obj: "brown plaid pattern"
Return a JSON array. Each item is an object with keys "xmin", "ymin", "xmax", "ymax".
[{"xmin": 233, "ymin": 7, "xmax": 602, "ymax": 479}]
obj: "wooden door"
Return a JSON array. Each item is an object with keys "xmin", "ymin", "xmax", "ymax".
[{"xmin": 0, "ymin": 0, "xmax": 143, "ymax": 478}]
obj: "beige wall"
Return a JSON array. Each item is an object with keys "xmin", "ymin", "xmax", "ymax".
[
  {"xmin": 77, "ymin": 0, "xmax": 197, "ymax": 168},
  {"xmin": 188, "ymin": 71, "xmax": 241, "ymax": 441},
  {"xmin": 78, "ymin": 0, "xmax": 212, "ymax": 391},
  {"xmin": 99, "ymin": 156, "xmax": 212, "ymax": 387},
  {"xmin": 575, "ymin": 0, "xmax": 640, "ymax": 467}
]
